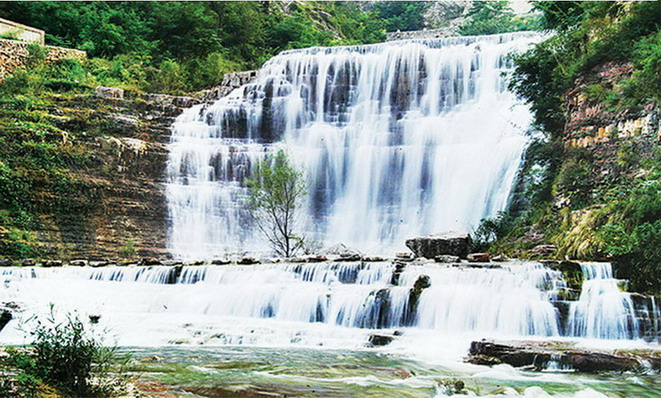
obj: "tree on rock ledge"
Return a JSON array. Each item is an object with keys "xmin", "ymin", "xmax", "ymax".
[{"xmin": 247, "ymin": 150, "xmax": 307, "ymax": 257}]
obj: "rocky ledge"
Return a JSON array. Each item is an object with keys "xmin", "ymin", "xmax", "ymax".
[{"xmin": 467, "ymin": 340, "xmax": 661, "ymax": 373}]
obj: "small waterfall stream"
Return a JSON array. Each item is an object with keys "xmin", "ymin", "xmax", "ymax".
[{"xmin": 166, "ymin": 32, "xmax": 539, "ymax": 258}]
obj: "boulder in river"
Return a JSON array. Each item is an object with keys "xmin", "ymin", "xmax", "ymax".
[
  {"xmin": 0, "ymin": 259, "xmax": 13, "ymax": 267},
  {"xmin": 238, "ymin": 256, "xmax": 259, "ymax": 265},
  {"xmin": 367, "ymin": 334, "xmax": 394, "ymax": 347},
  {"xmin": 467, "ymin": 253, "xmax": 490, "ymax": 262},
  {"xmin": 319, "ymin": 243, "xmax": 363, "ymax": 260},
  {"xmin": 211, "ymin": 258, "xmax": 231, "ymax": 265},
  {"xmin": 405, "ymin": 232, "xmax": 472, "ymax": 259},
  {"xmin": 467, "ymin": 340, "xmax": 655, "ymax": 373},
  {"xmin": 21, "ymin": 259, "xmax": 36, "ymax": 267},
  {"xmin": 0, "ymin": 310, "xmax": 12, "ymax": 332},
  {"xmin": 69, "ymin": 259, "xmax": 88, "ymax": 267},
  {"xmin": 395, "ymin": 252, "xmax": 414, "ymax": 261}
]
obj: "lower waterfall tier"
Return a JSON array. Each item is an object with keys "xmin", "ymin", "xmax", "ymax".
[{"xmin": 0, "ymin": 261, "xmax": 657, "ymax": 347}]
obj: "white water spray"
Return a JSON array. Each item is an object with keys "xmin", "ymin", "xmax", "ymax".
[{"xmin": 166, "ymin": 33, "xmax": 539, "ymax": 258}]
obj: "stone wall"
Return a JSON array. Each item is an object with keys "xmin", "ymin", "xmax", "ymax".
[
  {"xmin": 0, "ymin": 17, "xmax": 44, "ymax": 44},
  {"xmin": 0, "ymin": 38, "xmax": 87, "ymax": 80}
]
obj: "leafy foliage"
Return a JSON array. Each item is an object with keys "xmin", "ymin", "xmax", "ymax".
[
  {"xmin": 459, "ymin": 1, "xmax": 541, "ymax": 36},
  {"xmin": 598, "ymin": 163, "xmax": 661, "ymax": 293},
  {"xmin": 510, "ymin": 1, "xmax": 660, "ymax": 133},
  {"xmin": 370, "ymin": 1, "xmax": 428, "ymax": 32},
  {"xmin": 5, "ymin": 306, "xmax": 127, "ymax": 396},
  {"xmin": 246, "ymin": 150, "xmax": 307, "ymax": 257},
  {"xmin": 0, "ymin": 1, "xmax": 388, "ymax": 92}
]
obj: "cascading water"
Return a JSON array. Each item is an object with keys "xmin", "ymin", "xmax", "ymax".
[
  {"xmin": 1, "ymin": 261, "xmax": 656, "ymax": 347},
  {"xmin": 567, "ymin": 263, "xmax": 640, "ymax": 340},
  {"xmin": 166, "ymin": 32, "xmax": 539, "ymax": 258}
]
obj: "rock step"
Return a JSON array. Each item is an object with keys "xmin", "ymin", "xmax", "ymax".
[{"xmin": 467, "ymin": 340, "xmax": 661, "ymax": 373}]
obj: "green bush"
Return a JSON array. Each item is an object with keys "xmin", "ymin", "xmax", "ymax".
[
  {"xmin": 7, "ymin": 306, "xmax": 127, "ymax": 397},
  {"xmin": 555, "ymin": 155, "xmax": 593, "ymax": 209},
  {"xmin": 148, "ymin": 59, "xmax": 187, "ymax": 94},
  {"xmin": 119, "ymin": 238, "xmax": 136, "ymax": 258}
]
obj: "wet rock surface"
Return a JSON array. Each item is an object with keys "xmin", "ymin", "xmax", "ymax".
[
  {"xmin": 405, "ymin": 232, "xmax": 472, "ymax": 259},
  {"xmin": 367, "ymin": 334, "xmax": 395, "ymax": 347},
  {"xmin": 467, "ymin": 340, "xmax": 660, "ymax": 373}
]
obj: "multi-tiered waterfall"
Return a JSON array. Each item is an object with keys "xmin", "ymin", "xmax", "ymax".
[{"xmin": 166, "ymin": 32, "xmax": 538, "ymax": 258}]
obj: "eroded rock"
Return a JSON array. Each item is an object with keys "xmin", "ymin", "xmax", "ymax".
[
  {"xmin": 368, "ymin": 334, "xmax": 394, "ymax": 347},
  {"xmin": 42, "ymin": 260, "xmax": 63, "ymax": 267},
  {"xmin": 467, "ymin": 340, "xmax": 655, "ymax": 373},
  {"xmin": 467, "ymin": 253, "xmax": 490, "ymax": 262},
  {"xmin": 21, "ymin": 259, "xmax": 35, "ymax": 267},
  {"xmin": 434, "ymin": 255, "xmax": 460, "ymax": 263},
  {"xmin": 95, "ymin": 86, "xmax": 124, "ymax": 100},
  {"xmin": 238, "ymin": 256, "xmax": 259, "ymax": 265},
  {"xmin": 405, "ymin": 232, "xmax": 472, "ymax": 259}
]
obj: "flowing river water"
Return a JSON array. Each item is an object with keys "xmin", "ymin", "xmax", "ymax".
[{"xmin": 0, "ymin": 261, "xmax": 658, "ymax": 396}]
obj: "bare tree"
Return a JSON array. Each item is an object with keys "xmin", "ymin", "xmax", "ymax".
[{"xmin": 246, "ymin": 150, "xmax": 307, "ymax": 257}]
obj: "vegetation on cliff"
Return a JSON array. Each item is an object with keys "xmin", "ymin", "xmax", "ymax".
[{"xmin": 479, "ymin": 1, "xmax": 660, "ymax": 293}]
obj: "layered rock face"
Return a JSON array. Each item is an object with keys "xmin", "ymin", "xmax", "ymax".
[
  {"xmin": 0, "ymin": 70, "xmax": 258, "ymax": 260},
  {"xmin": 22, "ymin": 91, "xmax": 179, "ymax": 259}
]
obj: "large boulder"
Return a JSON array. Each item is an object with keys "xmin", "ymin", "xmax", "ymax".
[
  {"xmin": 405, "ymin": 232, "xmax": 472, "ymax": 259},
  {"xmin": 367, "ymin": 334, "xmax": 394, "ymax": 347},
  {"xmin": 466, "ymin": 340, "xmax": 652, "ymax": 373},
  {"xmin": 95, "ymin": 86, "xmax": 124, "ymax": 100}
]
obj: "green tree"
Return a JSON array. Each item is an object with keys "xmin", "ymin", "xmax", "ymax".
[
  {"xmin": 370, "ymin": 1, "xmax": 428, "ymax": 32},
  {"xmin": 246, "ymin": 150, "xmax": 307, "ymax": 257}
]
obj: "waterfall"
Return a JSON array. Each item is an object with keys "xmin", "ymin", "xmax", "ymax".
[
  {"xmin": 166, "ymin": 32, "xmax": 539, "ymax": 258},
  {"xmin": 567, "ymin": 263, "xmax": 641, "ymax": 339},
  {"xmin": 2, "ymin": 261, "xmax": 656, "ymax": 346}
]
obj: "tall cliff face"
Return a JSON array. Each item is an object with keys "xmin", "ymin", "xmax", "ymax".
[{"xmin": 4, "ymin": 92, "xmax": 178, "ymax": 260}]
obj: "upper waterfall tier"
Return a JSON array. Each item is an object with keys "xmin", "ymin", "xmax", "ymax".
[{"xmin": 167, "ymin": 32, "xmax": 540, "ymax": 258}]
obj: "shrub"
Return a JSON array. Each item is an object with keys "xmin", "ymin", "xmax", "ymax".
[
  {"xmin": 8, "ymin": 306, "xmax": 127, "ymax": 397},
  {"xmin": 148, "ymin": 59, "xmax": 187, "ymax": 94},
  {"xmin": 119, "ymin": 238, "xmax": 136, "ymax": 258}
]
